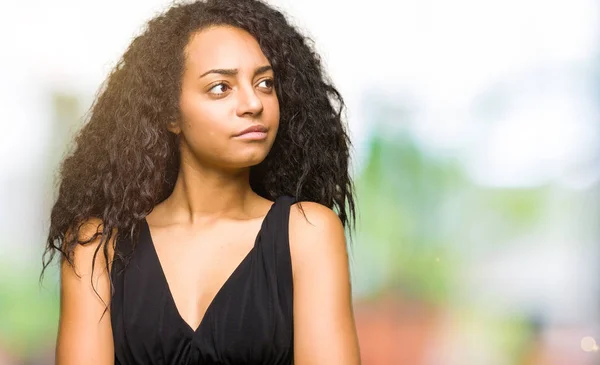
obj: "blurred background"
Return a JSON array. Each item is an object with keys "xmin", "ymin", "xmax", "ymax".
[{"xmin": 1, "ymin": 0, "xmax": 599, "ymax": 364}]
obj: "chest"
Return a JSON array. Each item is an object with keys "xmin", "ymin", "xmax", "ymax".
[
  {"xmin": 110, "ymin": 220, "xmax": 294, "ymax": 365},
  {"xmin": 150, "ymin": 226, "xmax": 259, "ymax": 330}
]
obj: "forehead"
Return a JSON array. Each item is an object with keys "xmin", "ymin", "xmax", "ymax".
[{"xmin": 184, "ymin": 26, "xmax": 270, "ymax": 71}]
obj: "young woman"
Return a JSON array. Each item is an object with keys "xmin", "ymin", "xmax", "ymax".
[{"xmin": 43, "ymin": 0, "xmax": 360, "ymax": 364}]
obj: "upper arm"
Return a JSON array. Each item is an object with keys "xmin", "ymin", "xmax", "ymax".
[
  {"xmin": 289, "ymin": 202, "xmax": 361, "ymax": 365},
  {"xmin": 56, "ymin": 218, "xmax": 116, "ymax": 365}
]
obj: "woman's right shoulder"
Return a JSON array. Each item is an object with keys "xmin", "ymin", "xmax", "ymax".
[
  {"xmin": 63, "ymin": 217, "xmax": 118, "ymax": 276},
  {"xmin": 57, "ymin": 216, "xmax": 116, "ymax": 364}
]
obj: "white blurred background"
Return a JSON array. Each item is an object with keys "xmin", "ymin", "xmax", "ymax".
[{"xmin": 1, "ymin": 0, "xmax": 599, "ymax": 364}]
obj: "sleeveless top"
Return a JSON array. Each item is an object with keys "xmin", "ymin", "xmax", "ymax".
[{"xmin": 110, "ymin": 195, "xmax": 296, "ymax": 365}]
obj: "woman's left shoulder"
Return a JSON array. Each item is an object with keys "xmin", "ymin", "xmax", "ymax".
[
  {"xmin": 288, "ymin": 201, "xmax": 348, "ymax": 273},
  {"xmin": 289, "ymin": 201, "xmax": 345, "ymax": 239},
  {"xmin": 288, "ymin": 200, "xmax": 360, "ymax": 364}
]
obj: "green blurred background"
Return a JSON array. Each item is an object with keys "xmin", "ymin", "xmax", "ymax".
[{"xmin": 1, "ymin": 0, "xmax": 599, "ymax": 364}]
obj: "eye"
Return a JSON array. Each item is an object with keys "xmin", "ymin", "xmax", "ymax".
[
  {"xmin": 208, "ymin": 83, "xmax": 230, "ymax": 95},
  {"xmin": 257, "ymin": 79, "xmax": 274, "ymax": 90}
]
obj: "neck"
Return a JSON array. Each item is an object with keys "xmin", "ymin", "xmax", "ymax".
[{"xmin": 163, "ymin": 153, "xmax": 258, "ymax": 224}]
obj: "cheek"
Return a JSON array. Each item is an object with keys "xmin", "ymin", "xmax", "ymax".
[
  {"xmin": 179, "ymin": 93, "xmax": 232, "ymax": 141},
  {"xmin": 177, "ymin": 94, "xmax": 236, "ymax": 161},
  {"xmin": 265, "ymin": 96, "xmax": 280, "ymax": 127}
]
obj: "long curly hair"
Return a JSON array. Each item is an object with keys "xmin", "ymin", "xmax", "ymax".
[{"xmin": 42, "ymin": 0, "xmax": 355, "ymax": 280}]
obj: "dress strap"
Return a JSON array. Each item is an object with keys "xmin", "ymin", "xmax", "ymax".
[{"xmin": 259, "ymin": 195, "xmax": 295, "ymax": 320}]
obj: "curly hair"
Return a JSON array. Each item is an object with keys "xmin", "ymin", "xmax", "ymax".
[{"xmin": 42, "ymin": 0, "xmax": 355, "ymax": 281}]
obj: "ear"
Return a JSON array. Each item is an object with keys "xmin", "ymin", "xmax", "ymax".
[{"xmin": 167, "ymin": 120, "xmax": 181, "ymax": 135}]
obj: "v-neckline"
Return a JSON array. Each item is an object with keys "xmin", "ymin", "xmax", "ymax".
[{"xmin": 143, "ymin": 198, "xmax": 278, "ymax": 335}]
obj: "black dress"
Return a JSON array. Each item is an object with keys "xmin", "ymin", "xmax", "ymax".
[{"xmin": 110, "ymin": 195, "xmax": 295, "ymax": 365}]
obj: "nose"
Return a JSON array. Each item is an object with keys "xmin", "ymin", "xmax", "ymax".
[{"xmin": 236, "ymin": 84, "xmax": 263, "ymax": 117}]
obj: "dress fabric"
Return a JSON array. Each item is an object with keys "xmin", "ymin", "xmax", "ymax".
[{"xmin": 110, "ymin": 195, "xmax": 296, "ymax": 365}]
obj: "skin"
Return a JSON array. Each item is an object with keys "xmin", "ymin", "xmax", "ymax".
[{"xmin": 56, "ymin": 25, "xmax": 360, "ymax": 365}]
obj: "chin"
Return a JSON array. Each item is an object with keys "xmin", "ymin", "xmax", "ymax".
[{"xmin": 228, "ymin": 149, "xmax": 270, "ymax": 169}]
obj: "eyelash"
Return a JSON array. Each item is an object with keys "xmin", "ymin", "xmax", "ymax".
[
  {"xmin": 207, "ymin": 78, "xmax": 274, "ymax": 96},
  {"xmin": 208, "ymin": 83, "xmax": 231, "ymax": 95},
  {"xmin": 257, "ymin": 79, "xmax": 274, "ymax": 90}
]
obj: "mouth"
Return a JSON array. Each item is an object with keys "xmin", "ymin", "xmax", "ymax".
[{"xmin": 234, "ymin": 124, "xmax": 268, "ymax": 140}]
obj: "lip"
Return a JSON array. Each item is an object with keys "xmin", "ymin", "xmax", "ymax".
[{"xmin": 234, "ymin": 124, "xmax": 268, "ymax": 139}]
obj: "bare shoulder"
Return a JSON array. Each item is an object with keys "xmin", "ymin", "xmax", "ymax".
[
  {"xmin": 288, "ymin": 201, "xmax": 347, "ymax": 275},
  {"xmin": 64, "ymin": 217, "xmax": 117, "ymax": 276},
  {"xmin": 61, "ymin": 216, "xmax": 117, "ymax": 302},
  {"xmin": 57, "ymin": 217, "xmax": 117, "ymax": 364},
  {"xmin": 288, "ymin": 202, "xmax": 361, "ymax": 364},
  {"xmin": 289, "ymin": 201, "xmax": 344, "ymax": 230}
]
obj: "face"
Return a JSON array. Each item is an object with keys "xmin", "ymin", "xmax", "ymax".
[{"xmin": 172, "ymin": 25, "xmax": 280, "ymax": 170}]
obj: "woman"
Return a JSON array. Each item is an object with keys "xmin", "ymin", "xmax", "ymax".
[{"xmin": 43, "ymin": 0, "xmax": 360, "ymax": 364}]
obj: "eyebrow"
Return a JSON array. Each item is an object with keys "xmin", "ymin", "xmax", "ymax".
[{"xmin": 199, "ymin": 65, "xmax": 273, "ymax": 79}]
